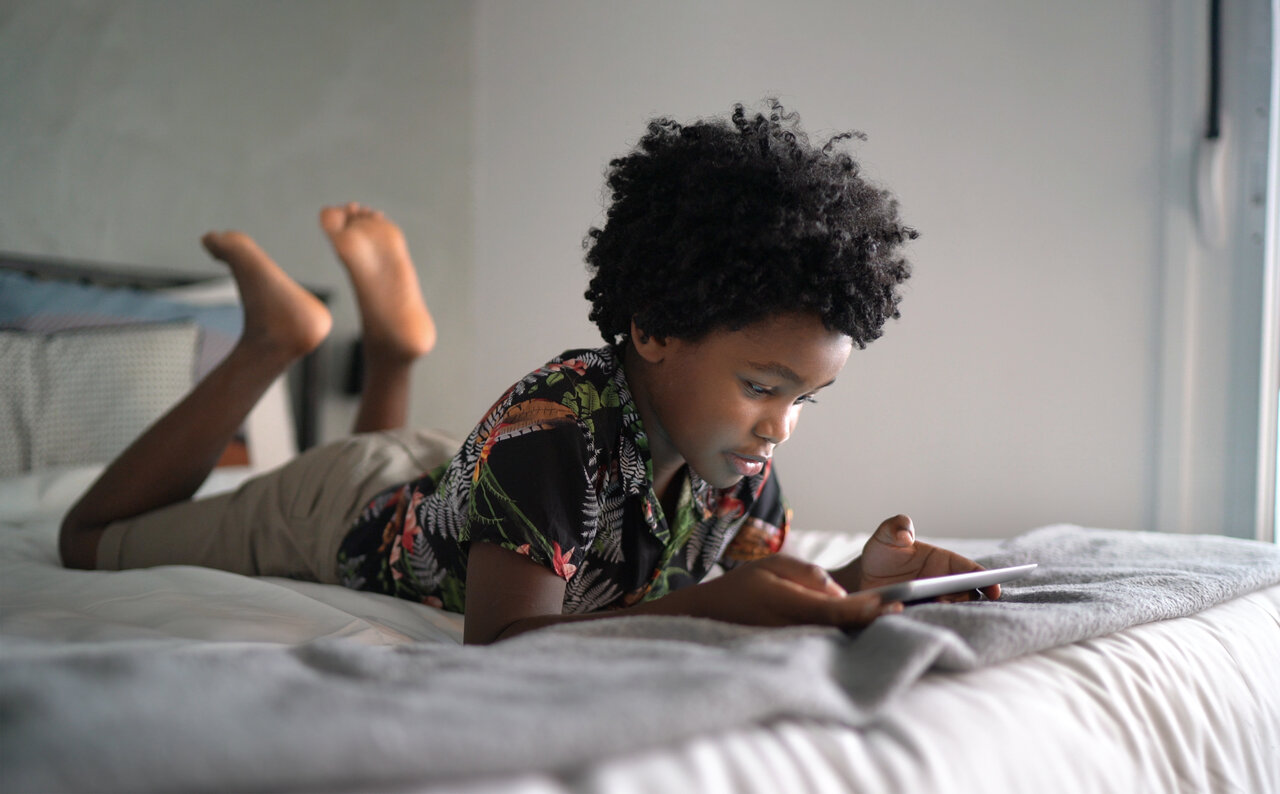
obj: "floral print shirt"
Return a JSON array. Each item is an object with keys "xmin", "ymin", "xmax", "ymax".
[{"xmin": 336, "ymin": 346, "xmax": 791, "ymax": 615}]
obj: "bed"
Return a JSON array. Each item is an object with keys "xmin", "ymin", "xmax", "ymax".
[{"xmin": 3, "ymin": 258, "xmax": 1280, "ymax": 794}]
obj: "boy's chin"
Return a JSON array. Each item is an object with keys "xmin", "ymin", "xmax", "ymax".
[{"xmin": 689, "ymin": 462, "xmax": 745, "ymax": 491}]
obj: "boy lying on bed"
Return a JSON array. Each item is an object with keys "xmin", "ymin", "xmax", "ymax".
[{"xmin": 59, "ymin": 101, "xmax": 999, "ymax": 645}]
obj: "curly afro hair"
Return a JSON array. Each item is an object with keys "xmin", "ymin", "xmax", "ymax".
[{"xmin": 583, "ymin": 101, "xmax": 917, "ymax": 349}]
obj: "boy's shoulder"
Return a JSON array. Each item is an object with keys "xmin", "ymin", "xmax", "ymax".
[
  {"xmin": 516, "ymin": 346, "xmax": 621, "ymax": 395},
  {"xmin": 494, "ymin": 345, "xmax": 632, "ymax": 430}
]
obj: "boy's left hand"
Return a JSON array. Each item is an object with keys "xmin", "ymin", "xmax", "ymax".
[{"xmin": 835, "ymin": 514, "xmax": 999, "ymax": 602}]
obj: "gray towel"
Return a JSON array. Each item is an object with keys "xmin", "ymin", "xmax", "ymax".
[{"xmin": 838, "ymin": 524, "xmax": 1280, "ymax": 711}]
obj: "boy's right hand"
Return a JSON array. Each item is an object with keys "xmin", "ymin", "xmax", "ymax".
[{"xmin": 676, "ymin": 554, "xmax": 902, "ymax": 630}]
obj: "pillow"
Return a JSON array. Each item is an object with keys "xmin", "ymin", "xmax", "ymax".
[
  {"xmin": 0, "ymin": 270, "xmax": 241, "ymax": 381},
  {"xmin": 0, "ymin": 270, "xmax": 299, "ymax": 473},
  {"xmin": 0, "ymin": 324, "xmax": 200, "ymax": 476}
]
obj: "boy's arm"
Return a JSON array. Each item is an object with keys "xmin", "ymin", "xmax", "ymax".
[
  {"xmin": 828, "ymin": 515, "xmax": 1001, "ymax": 601},
  {"xmin": 464, "ymin": 541, "xmax": 898, "ymax": 645}
]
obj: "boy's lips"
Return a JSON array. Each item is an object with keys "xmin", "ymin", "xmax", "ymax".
[{"xmin": 726, "ymin": 452, "xmax": 768, "ymax": 477}]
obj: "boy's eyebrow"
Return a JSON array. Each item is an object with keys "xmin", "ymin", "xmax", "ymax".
[{"xmin": 746, "ymin": 361, "xmax": 836, "ymax": 389}]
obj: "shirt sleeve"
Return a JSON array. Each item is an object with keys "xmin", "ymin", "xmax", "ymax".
[
  {"xmin": 464, "ymin": 398, "xmax": 594, "ymax": 580},
  {"xmin": 718, "ymin": 462, "xmax": 791, "ymax": 569}
]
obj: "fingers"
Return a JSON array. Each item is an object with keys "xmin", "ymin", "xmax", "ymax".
[
  {"xmin": 873, "ymin": 514, "xmax": 915, "ymax": 548},
  {"xmin": 940, "ymin": 553, "xmax": 1002, "ymax": 601},
  {"xmin": 761, "ymin": 554, "xmax": 848, "ymax": 597},
  {"xmin": 774, "ymin": 584, "xmax": 900, "ymax": 628},
  {"xmin": 816, "ymin": 591, "xmax": 902, "ymax": 627},
  {"xmin": 755, "ymin": 555, "xmax": 902, "ymax": 628},
  {"xmin": 769, "ymin": 574, "xmax": 903, "ymax": 628}
]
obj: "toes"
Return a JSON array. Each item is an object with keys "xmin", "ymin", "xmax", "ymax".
[
  {"xmin": 320, "ymin": 203, "xmax": 385, "ymax": 234},
  {"xmin": 318, "ymin": 206, "xmax": 346, "ymax": 234},
  {"xmin": 200, "ymin": 231, "xmax": 233, "ymax": 258}
]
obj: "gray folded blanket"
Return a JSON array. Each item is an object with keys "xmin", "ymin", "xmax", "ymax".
[{"xmin": 5, "ymin": 525, "xmax": 1280, "ymax": 793}]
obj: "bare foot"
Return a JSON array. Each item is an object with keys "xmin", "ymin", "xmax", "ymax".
[
  {"xmin": 319, "ymin": 203, "xmax": 436, "ymax": 361},
  {"xmin": 201, "ymin": 230, "xmax": 332, "ymax": 364}
]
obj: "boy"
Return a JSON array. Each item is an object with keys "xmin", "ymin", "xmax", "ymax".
[{"xmin": 60, "ymin": 102, "xmax": 997, "ymax": 645}]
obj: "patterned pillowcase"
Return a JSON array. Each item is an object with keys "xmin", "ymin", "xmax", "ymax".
[
  {"xmin": 0, "ymin": 323, "xmax": 200, "ymax": 476},
  {"xmin": 0, "ymin": 270, "xmax": 241, "ymax": 382}
]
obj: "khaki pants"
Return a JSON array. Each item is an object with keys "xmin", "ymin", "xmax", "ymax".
[{"xmin": 96, "ymin": 428, "xmax": 459, "ymax": 584}]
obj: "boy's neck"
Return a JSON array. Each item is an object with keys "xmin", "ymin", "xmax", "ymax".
[{"xmin": 621, "ymin": 342, "xmax": 686, "ymax": 504}]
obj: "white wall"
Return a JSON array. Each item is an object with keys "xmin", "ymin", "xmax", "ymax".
[
  {"xmin": 0, "ymin": 0, "xmax": 476, "ymax": 437},
  {"xmin": 3, "ymin": 1, "xmax": 1230, "ymax": 540},
  {"xmin": 474, "ymin": 0, "xmax": 1171, "ymax": 538}
]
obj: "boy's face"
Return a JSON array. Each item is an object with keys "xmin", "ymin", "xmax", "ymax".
[{"xmin": 633, "ymin": 312, "xmax": 853, "ymax": 490}]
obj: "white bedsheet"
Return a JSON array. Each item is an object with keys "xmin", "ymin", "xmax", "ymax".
[{"xmin": 3, "ymin": 465, "xmax": 1278, "ymax": 794}]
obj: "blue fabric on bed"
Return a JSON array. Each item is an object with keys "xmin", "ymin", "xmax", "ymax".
[
  {"xmin": 0, "ymin": 270, "xmax": 241, "ymax": 379},
  {"xmin": 0, "ymin": 269, "xmax": 241, "ymax": 334}
]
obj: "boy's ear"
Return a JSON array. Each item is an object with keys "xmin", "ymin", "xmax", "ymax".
[{"xmin": 630, "ymin": 319, "xmax": 668, "ymax": 363}]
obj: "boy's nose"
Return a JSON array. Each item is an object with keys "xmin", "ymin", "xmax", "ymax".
[{"xmin": 754, "ymin": 407, "xmax": 796, "ymax": 445}]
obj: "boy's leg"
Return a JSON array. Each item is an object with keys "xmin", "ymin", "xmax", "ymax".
[
  {"xmin": 59, "ymin": 231, "xmax": 332, "ymax": 569},
  {"xmin": 93, "ymin": 427, "xmax": 459, "ymax": 584},
  {"xmin": 319, "ymin": 203, "xmax": 436, "ymax": 433}
]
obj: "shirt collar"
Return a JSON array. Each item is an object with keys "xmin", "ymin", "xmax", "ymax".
[{"xmin": 609, "ymin": 346, "xmax": 651, "ymax": 499}]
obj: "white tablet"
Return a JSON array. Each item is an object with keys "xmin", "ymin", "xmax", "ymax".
[{"xmin": 861, "ymin": 563, "xmax": 1038, "ymax": 604}]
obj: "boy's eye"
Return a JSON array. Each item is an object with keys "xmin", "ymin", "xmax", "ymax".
[{"xmin": 743, "ymin": 380, "xmax": 818, "ymax": 405}]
